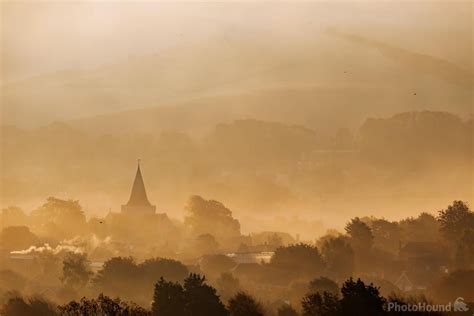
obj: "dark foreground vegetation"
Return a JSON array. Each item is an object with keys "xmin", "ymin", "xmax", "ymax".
[
  {"xmin": 1, "ymin": 200, "xmax": 473, "ymax": 315},
  {"xmin": 4, "ymin": 273, "xmax": 472, "ymax": 316}
]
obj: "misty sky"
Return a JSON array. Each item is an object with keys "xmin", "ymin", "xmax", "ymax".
[{"xmin": 2, "ymin": 1, "xmax": 472, "ymax": 83}]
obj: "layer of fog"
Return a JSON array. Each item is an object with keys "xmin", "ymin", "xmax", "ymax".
[{"xmin": 1, "ymin": 1, "xmax": 472, "ymax": 126}]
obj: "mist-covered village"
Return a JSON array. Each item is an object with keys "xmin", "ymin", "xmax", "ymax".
[
  {"xmin": 1, "ymin": 159, "xmax": 473, "ymax": 315},
  {"xmin": 1, "ymin": 1, "xmax": 473, "ymax": 315}
]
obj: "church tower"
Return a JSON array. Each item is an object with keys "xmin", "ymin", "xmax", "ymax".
[{"xmin": 121, "ymin": 161, "xmax": 156, "ymax": 215}]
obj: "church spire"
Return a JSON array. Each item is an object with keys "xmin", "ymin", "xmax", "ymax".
[{"xmin": 125, "ymin": 160, "xmax": 152, "ymax": 207}]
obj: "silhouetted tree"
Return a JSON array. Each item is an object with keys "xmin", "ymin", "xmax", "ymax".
[
  {"xmin": 308, "ymin": 277, "xmax": 339, "ymax": 295},
  {"xmin": 399, "ymin": 213, "xmax": 440, "ymax": 243},
  {"xmin": 216, "ymin": 273, "xmax": 241, "ymax": 302},
  {"xmin": 301, "ymin": 292, "xmax": 339, "ymax": 316},
  {"xmin": 345, "ymin": 218, "xmax": 374, "ymax": 250},
  {"xmin": 93, "ymin": 257, "xmax": 138, "ymax": 297},
  {"xmin": 266, "ymin": 233, "xmax": 284, "ymax": 249},
  {"xmin": 369, "ymin": 219, "xmax": 400, "ymax": 255},
  {"xmin": 61, "ymin": 253, "xmax": 92, "ymax": 290},
  {"xmin": 251, "ymin": 231, "xmax": 295, "ymax": 248},
  {"xmin": 194, "ymin": 234, "xmax": 219, "ymax": 255},
  {"xmin": 151, "ymin": 278, "xmax": 185, "ymax": 316},
  {"xmin": 200, "ymin": 255, "xmax": 237, "ymax": 277},
  {"xmin": 345, "ymin": 218, "xmax": 375, "ymax": 272},
  {"xmin": 339, "ymin": 278, "xmax": 385, "ymax": 316},
  {"xmin": 1, "ymin": 295, "xmax": 57, "ymax": 316},
  {"xmin": 236, "ymin": 243, "xmax": 250, "ymax": 253},
  {"xmin": 94, "ymin": 256, "xmax": 189, "ymax": 306},
  {"xmin": 152, "ymin": 274, "xmax": 229, "ymax": 315},
  {"xmin": 321, "ymin": 237, "xmax": 354, "ymax": 280},
  {"xmin": 228, "ymin": 292, "xmax": 264, "ymax": 316},
  {"xmin": 270, "ymin": 244, "xmax": 325, "ymax": 278},
  {"xmin": 438, "ymin": 201, "xmax": 474, "ymax": 243},
  {"xmin": 30, "ymin": 197, "xmax": 86, "ymax": 238},
  {"xmin": 59, "ymin": 293, "xmax": 149, "ymax": 315},
  {"xmin": 139, "ymin": 258, "xmax": 189, "ymax": 284},
  {"xmin": 277, "ymin": 304, "xmax": 299, "ymax": 316},
  {"xmin": 455, "ymin": 229, "xmax": 474, "ymax": 268},
  {"xmin": 429, "ymin": 269, "xmax": 474, "ymax": 302},
  {"xmin": 183, "ymin": 273, "xmax": 228, "ymax": 316},
  {"xmin": 185, "ymin": 196, "xmax": 240, "ymax": 240},
  {"xmin": 0, "ymin": 226, "xmax": 39, "ymax": 254}
]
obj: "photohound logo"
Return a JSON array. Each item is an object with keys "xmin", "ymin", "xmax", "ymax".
[
  {"xmin": 453, "ymin": 297, "xmax": 469, "ymax": 312},
  {"xmin": 387, "ymin": 297, "xmax": 470, "ymax": 313}
]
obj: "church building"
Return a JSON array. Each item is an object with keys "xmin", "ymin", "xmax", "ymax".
[{"xmin": 121, "ymin": 162, "xmax": 156, "ymax": 215}]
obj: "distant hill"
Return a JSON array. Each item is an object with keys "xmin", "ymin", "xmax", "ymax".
[
  {"xmin": 67, "ymin": 83, "xmax": 471, "ymax": 137},
  {"xmin": 2, "ymin": 31, "xmax": 471, "ymax": 128}
]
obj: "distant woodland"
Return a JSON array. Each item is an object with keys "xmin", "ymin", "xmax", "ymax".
[{"xmin": 2, "ymin": 111, "xmax": 471, "ymax": 222}]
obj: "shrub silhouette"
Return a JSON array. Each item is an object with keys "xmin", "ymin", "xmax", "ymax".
[
  {"xmin": 59, "ymin": 293, "xmax": 149, "ymax": 315},
  {"xmin": 1, "ymin": 295, "xmax": 58, "ymax": 316},
  {"xmin": 152, "ymin": 273, "xmax": 228, "ymax": 316},
  {"xmin": 301, "ymin": 291, "xmax": 339, "ymax": 316},
  {"xmin": 228, "ymin": 292, "xmax": 264, "ymax": 316},
  {"xmin": 339, "ymin": 278, "xmax": 385, "ymax": 316},
  {"xmin": 277, "ymin": 304, "xmax": 299, "ymax": 316},
  {"xmin": 151, "ymin": 278, "xmax": 185, "ymax": 316}
]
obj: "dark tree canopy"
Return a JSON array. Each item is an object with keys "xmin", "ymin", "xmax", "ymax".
[
  {"xmin": 152, "ymin": 274, "xmax": 228, "ymax": 316},
  {"xmin": 0, "ymin": 226, "xmax": 40, "ymax": 253},
  {"xmin": 429, "ymin": 269, "xmax": 474, "ymax": 303},
  {"xmin": 59, "ymin": 293, "xmax": 149, "ymax": 316},
  {"xmin": 200, "ymin": 255, "xmax": 237, "ymax": 277},
  {"xmin": 183, "ymin": 273, "xmax": 228, "ymax": 316},
  {"xmin": 339, "ymin": 278, "xmax": 385, "ymax": 316},
  {"xmin": 308, "ymin": 277, "xmax": 339, "ymax": 296},
  {"xmin": 194, "ymin": 234, "xmax": 219, "ymax": 255},
  {"xmin": 277, "ymin": 304, "xmax": 299, "ymax": 316},
  {"xmin": 301, "ymin": 291, "xmax": 339, "ymax": 316},
  {"xmin": 399, "ymin": 212, "xmax": 440, "ymax": 243},
  {"xmin": 345, "ymin": 218, "xmax": 374, "ymax": 249},
  {"xmin": 30, "ymin": 197, "xmax": 86, "ymax": 238},
  {"xmin": 369, "ymin": 219, "xmax": 401, "ymax": 254},
  {"xmin": 216, "ymin": 272, "xmax": 241, "ymax": 302},
  {"xmin": 93, "ymin": 256, "xmax": 189, "ymax": 305},
  {"xmin": 185, "ymin": 196, "xmax": 240, "ymax": 240},
  {"xmin": 228, "ymin": 292, "xmax": 264, "ymax": 316},
  {"xmin": 438, "ymin": 201, "xmax": 474, "ymax": 243},
  {"xmin": 61, "ymin": 253, "xmax": 92, "ymax": 290},
  {"xmin": 321, "ymin": 237, "xmax": 354, "ymax": 280},
  {"xmin": 139, "ymin": 258, "xmax": 189, "ymax": 284},
  {"xmin": 270, "ymin": 244, "xmax": 325, "ymax": 278},
  {"xmin": 93, "ymin": 256, "xmax": 138, "ymax": 296},
  {"xmin": 151, "ymin": 278, "xmax": 185, "ymax": 316},
  {"xmin": 455, "ymin": 229, "xmax": 474, "ymax": 269},
  {"xmin": 1, "ymin": 296, "xmax": 58, "ymax": 316}
]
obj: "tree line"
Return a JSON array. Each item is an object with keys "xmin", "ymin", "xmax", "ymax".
[{"xmin": 2, "ymin": 272, "xmax": 454, "ymax": 316}]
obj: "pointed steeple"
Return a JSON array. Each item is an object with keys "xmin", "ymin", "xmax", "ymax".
[
  {"xmin": 122, "ymin": 160, "xmax": 156, "ymax": 214},
  {"xmin": 126, "ymin": 161, "xmax": 152, "ymax": 206}
]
